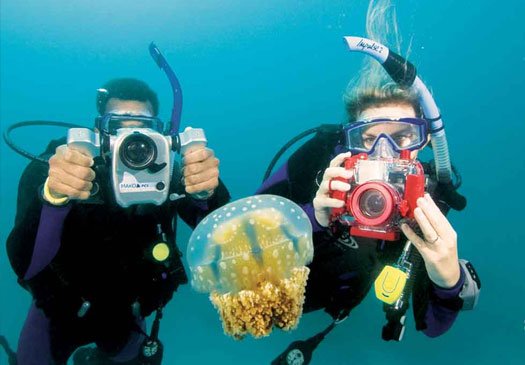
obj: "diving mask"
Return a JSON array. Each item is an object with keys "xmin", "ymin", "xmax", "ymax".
[
  {"xmin": 344, "ymin": 117, "xmax": 428, "ymax": 156},
  {"xmin": 95, "ymin": 113, "xmax": 165, "ymax": 135}
]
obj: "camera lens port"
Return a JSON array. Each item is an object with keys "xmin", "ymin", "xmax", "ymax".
[
  {"xmin": 359, "ymin": 189, "xmax": 386, "ymax": 218},
  {"xmin": 120, "ymin": 132, "xmax": 157, "ymax": 170},
  {"xmin": 349, "ymin": 182, "xmax": 398, "ymax": 226}
]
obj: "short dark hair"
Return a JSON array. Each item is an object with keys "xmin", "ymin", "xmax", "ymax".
[{"xmin": 96, "ymin": 78, "xmax": 159, "ymax": 116}]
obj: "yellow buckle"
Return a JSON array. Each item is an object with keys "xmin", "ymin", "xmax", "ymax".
[{"xmin": 374, "ymin": 265, "xmax": 408, "ymax": 304}]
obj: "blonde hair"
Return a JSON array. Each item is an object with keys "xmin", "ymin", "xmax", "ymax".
[{"xmin": 344, "ymin": 0, "xmax": 420, "ymax": 122}]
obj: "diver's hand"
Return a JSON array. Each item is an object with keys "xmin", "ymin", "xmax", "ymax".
[
  {"xmin": 47, "ymin": 144, "xmax": 95, "ymax": 201},
  {"xmin": 312, "ymin": 152, "xmax": 353, "ymax": 227},
  {"xmin": 401, "ymin": 194, "xmax": 461, "ymax": 288},
  {"xmin": 182, "ymin": 145, "xmax": 220, "ymax": 199}
]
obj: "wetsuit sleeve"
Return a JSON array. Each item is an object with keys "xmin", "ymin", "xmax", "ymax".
[
  {"xmin": 175, "ymin": 179, "xmax": 231, "ymax": 228},
  {"xmin": 6, "ymin": 141, "xmax": 71, "ymax": 281},
  {"xmin": 413, "ymin": 260, "xmax": 466, "ymax": 337}
]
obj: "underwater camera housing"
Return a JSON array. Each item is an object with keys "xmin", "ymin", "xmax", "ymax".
[
  {"xmin": 67, "ymin": 126, "xmax": 206, "ymax": 207},
  {"xmin": 329, "ymin": 151, "xmax": 425, "ymax": 241}
]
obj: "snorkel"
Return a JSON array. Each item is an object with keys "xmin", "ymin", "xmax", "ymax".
[
  {"xmin": 343, "ymin": 36, "xmax": 452, "ymax": 184},
  {"xmin": 148, "ymin": 42, "xmax": 183, "ymax": 136},
  {"xmin": 4, "ymin": 43, "xmax": 188, "ymax": 164}
]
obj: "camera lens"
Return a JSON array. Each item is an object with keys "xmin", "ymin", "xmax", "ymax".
[
  {"xmin": 359, "ymin": 189, "xmax": 386, "ymax": 218},
  {"xmin": 120, "ymin": 133, "xmax": 157, "ymax": 170}
]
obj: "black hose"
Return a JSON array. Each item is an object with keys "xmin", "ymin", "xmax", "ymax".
[
  {"xmin": 3, "ymin": 120, "xmax": 84, "ymax": 164},
  {"xmin": 0, "ymin": 335, "xmax": 17, "ymax": 365},
  {"xmin": 263, "ymin": 127, "xmax": 320, "ymax": 182}
]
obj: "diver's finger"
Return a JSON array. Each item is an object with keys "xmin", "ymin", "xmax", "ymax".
[
  {"xmin": 322, "ymin": 167, "xmax": 353, "ymax": 181},
  {"xmin": 184, "ymin": 167, "xmax": 219, "ymax": 186},
  {"xmin": 63, "ymin": 146, "xmax": 94, "ymax": 167},
  {"xmin": 183, "ymin": 156, "xmax": 220, "ymax": 176},
  {"xmin": 50, "ymin": 160, "xmax": 96, "ymax": 183},
  {"xmin": 313, "ymin": 196, "xmax": 345, "ymax": 209},
  {"xmin": 54, "ymin": 144, "xmax": 67, "ymax": 156},
  {"xmin": 329, "ymin": 152, "xmax": 353, "ymax": 168},
  {"xmin": 66, "ymin": 164, "xmax": 96, "ymax": 182},
  {"xmin": 319, "ymin": 180, "xmax": 351, "ymax": 195},
  {"xmin": 413, "ymin": 207, "xmax": 440, "ymax": 245},
  {"xmin": 47, "ymin": 176, "xmax": 91, "ymax": 200},
  {"xmin": 50, "ymin": 168, "xmax": 94, "ymax": 192},
  {"xmin": 185, "ymin": 177, "xmax": 219, "ymax": 195},
  {"xmin": 183, "ymin": 147, "xmax": 213, "ymax": 165},
  {"xmin": 50, "ymin": 147, "xmax": 93, "ymax": 174}
]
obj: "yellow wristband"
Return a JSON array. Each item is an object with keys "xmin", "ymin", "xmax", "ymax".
[{"xmin": 43, "ymin": 178, "xmax": 69, "ymax": 205}]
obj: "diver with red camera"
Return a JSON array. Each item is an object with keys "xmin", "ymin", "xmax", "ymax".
[
  {"xmin": 265, "ymin": 69, "xmax": 480, "ymax": 365},
  {"xmin": 262, "ymin": 3, "xmax": 480, "ymax": 364}
]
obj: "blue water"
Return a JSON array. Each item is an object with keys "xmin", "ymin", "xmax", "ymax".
[{"xmin": 1, "ymin": 0, "xmax": 524, "ymax": 364}]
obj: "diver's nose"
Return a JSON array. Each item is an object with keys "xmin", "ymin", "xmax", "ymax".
[{"xmin": 371, "ymin": 136, "xmax": 397, "ymax": 158}]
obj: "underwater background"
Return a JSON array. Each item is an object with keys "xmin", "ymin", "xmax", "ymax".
[{"xmin": 1, "ymin": 0, "xmax": 524, "ymax": 364}]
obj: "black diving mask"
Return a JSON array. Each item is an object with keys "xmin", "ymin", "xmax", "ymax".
[{"xmin": 95, "ymin": 113, "xmax": 165, "ymax": 135}]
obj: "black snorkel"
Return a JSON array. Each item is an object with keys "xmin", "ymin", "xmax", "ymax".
[{"xmin": 148, "ymin": 42, "xmax": 183, "ymax": 136}]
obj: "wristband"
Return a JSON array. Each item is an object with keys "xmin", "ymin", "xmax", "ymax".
[{"xmin": 43, "ymin": 178, "xmax": 69, "ymax": 205}]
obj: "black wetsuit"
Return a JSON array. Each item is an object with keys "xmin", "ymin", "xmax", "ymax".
[
  {"xmin": 6, "ymin": 138, "xmax": 230, "ymax": 364},
  {"xmin": 256, "ymin": 126, "xmax": 466, "ymax": 337}
]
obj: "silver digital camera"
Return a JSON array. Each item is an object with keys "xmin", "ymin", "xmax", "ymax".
[{"xmin": 67, "ymin": 125, "xmax": 206, "ymax": 207}]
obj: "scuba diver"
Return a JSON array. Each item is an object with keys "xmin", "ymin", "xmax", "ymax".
[
  {"xmin": 4, "ymin": 44, "xmax": 230, "ymax": 365},
  {"xmin": 261, "ymin": 2, "xmax": 480, "ymax": 364}
]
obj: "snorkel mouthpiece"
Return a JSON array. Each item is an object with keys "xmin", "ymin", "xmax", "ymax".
[
  {"xmin": 343, "ymin": 36, "xmax": 452, "ymax": 183},
  {"xmin": 148, "ymin": 42, "xmax": 183, "ymax": 136}
]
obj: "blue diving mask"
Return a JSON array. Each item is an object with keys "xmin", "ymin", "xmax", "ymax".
[
  {"xmin": 95, "ymin": 113, "xmax": 165, "ymax": 135},
  {"xmin": 344, "ymin": 117, "xmax": 429, "ymax": 156}
]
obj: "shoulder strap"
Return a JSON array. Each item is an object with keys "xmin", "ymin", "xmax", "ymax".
[{"xmin": 287, "ymin": 124, "xmax": 343, "ymax": 204}]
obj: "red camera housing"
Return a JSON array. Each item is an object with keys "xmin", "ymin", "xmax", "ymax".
[{"xmin": 329, "ymin": 151, "xmax": 425, "ymax": 241}]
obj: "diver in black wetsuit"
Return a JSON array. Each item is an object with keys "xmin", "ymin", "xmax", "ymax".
[
  {"xmin": 258, "ymin": 111, "xmax": 469, "ymax": 336},
  {"xmin": 6, "ymin": 78, "xmax": 230, "ymax": 365},
  {"xmin": 262, "ymin": 4, "xmax": 480, "ymax": 361},
  {"xmin": 263, "ymin": 104, "xmax": 479, "ymax": 365}
]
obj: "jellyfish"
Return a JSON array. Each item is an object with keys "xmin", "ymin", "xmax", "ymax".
[{"xmin": 187, "ymin": 194, "xmax": 314, "ymax": 339}]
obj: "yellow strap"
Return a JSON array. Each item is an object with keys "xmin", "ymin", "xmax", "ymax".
[{"xmin": 43, "ymin": 178, "xmax": 69, "ymax": 205}]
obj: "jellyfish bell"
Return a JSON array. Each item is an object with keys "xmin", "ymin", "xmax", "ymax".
[{"xmin": 187, "ymin": 194, "xmax": 314, "ymax": 339}]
